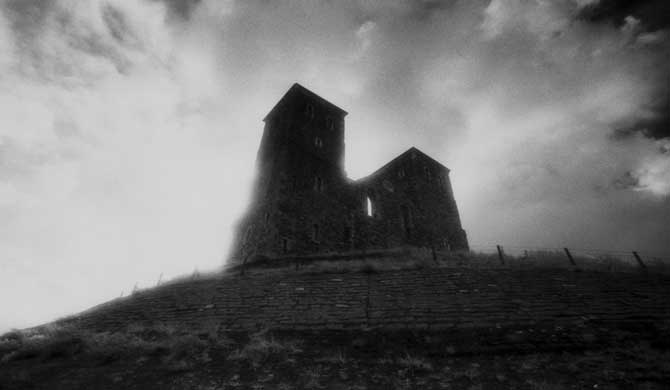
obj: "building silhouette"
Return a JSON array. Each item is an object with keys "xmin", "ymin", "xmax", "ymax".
[{"xmin": 229, "ymin": 83, "xmax": 467, "ymax": 265}]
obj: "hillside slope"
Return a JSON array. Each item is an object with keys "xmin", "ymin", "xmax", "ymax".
[
  {"xmin": 2, "ymin": 260, "xmax": 670, "ymax": 389},
  {"xmin": 65, "ymin": 265, "xmax": 670, "ymax": 332}
]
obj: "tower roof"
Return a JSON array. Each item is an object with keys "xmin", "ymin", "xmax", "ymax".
[{"xmin": 263, "ymin": 83, "xmax": 348, "ymax": 121}]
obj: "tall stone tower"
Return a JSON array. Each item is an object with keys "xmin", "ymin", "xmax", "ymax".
[{"xmin": 231, "ymin": 83, "xmax": 356, "ymax": 264}]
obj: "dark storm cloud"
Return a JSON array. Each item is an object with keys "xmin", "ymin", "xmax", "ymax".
[
  {"xmin": 576, "ymin": 0, "xmax": 670, "ymax": 141},
  {"xmin": 578, "ymin": 0, "xmax": 670, "ymax": 30}
]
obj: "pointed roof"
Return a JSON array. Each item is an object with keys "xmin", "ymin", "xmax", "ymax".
[
  {"xmin": 358, "ymin": 147, "xmax": 450, "ymax": 182},
  {"xmin": 263, "ymin": 83, "xmax": 348, "ymax": 121}
]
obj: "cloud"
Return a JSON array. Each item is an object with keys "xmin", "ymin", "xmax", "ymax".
[{"xmin": 0, "ymin": 0, "xmax": 669, "ymax": 333}]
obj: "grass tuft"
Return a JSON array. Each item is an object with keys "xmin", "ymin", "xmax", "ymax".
[{"xmin": 229, "ymin": 329, "xmax": 302, "ymax": 367}]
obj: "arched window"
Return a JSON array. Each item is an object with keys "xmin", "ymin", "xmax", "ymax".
[
  {"xmin": 326, "ymin": 117, "xmax": 334, "ymax": 130},
  {"xmin": 366, "ymin": 196, "xmax": 373, "ymax": 217},
  {"xmin": 314, "ymin": 137, "xmax": 323, "ymax": 148}
]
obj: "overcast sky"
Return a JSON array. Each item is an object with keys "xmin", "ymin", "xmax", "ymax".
[{"xmin": 1, "ymin": 0, "xmax": 669, "ymax": 333}]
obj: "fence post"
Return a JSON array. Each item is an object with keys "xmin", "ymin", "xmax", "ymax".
[
  {"xmin": 496, "ymin": 245, "xmax": 505, "ymax": 265},
  {"xmin": 632, "ymin": 251, "xmax": 647, "ymax": 269},
  {"xmin": 564, "ymin": 248, "xmax": 576, "ymax": 266}
]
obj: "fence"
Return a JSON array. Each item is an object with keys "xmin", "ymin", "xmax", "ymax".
[
  {"xmin": 116, "ymin": 244, "xmax": 670, "ymax": 297},
  {"xmin": 466, "ymin": 244, "xmax": 670, "ymax": 273}
]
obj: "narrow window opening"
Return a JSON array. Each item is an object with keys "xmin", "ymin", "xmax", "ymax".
[
  {"xmin": 343, "ymin": 226, "xmax": 351, "ymax": 242},
  {"xmin": 314, "ymin": 176, "xmax": 324, "ymax": 192},
  {"xmin": 401, "ymin": 206, "xmax": 412, "ymax": 239},
  {"xmin": 326, "ymin": 117, "xmax": 334, "ymax": 130},
  {"xmin": 314, "ymin": 137, "xmax": 323, "ymax": 148},
  {"xmin": 306, "ymin": 104, "xmax": 314, "ymax": 119},
  {"xmin": 398, "ymin": 168, "xmax": 405, "ymax": 178},
  {"xmin": 282, "ymin": 238, "xmax": 288, "ymax": 253},
  {"xmin": 366, "ymin": 196, "xmax": 373, "ymax": 217},
  {"xmin": 312, "ymin": 224, "xmax": 320, "ymax": 242},
  {"xmin": 264, "ymin": 212, "xmax": 270, "ymax": 224},
  {"xmin": 424, "ymin": 166, "xmax": 432, "ymax": 182}
]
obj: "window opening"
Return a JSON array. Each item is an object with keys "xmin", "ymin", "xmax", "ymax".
[
  {"xmin": 314, "ymin": 137, "xmax": 323, "ymax": 148},
  {"xmin": 282, "ymin": 238, "xmax": 288, "ymax": 253},
  {"xmin": 312, "ymin": 224, "xmax": 320, "ymax": 242},
  {"xmin": 314, "ymin": 176, "xmax": 324, "ymax": 192},
  {"xmin": 401, "ymin": 205, "xmax": 412, "ymax": 239},
  {"xmin": 366, "ymin": 196, "xmax": 373, "ymax": 217},
  {"xmin": 343, "ymin": 226, "xmax": 351, "ymax": 242}
]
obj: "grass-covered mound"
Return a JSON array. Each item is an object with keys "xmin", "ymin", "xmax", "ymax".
[{"xmin": 2, "ymin": 321, "xmax": 669, "ymax": 389}]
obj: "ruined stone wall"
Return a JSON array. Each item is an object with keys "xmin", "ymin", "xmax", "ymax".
[
  {"xmin": 229, "ymin": 84, "xmax": 469, "ymax": 265},
  {"xmin": 69, "ymin": 267, "xmax": 670, "ymax": 332},
  {"xmin": 355, "ymin": 149, "xmax": 468, "ymax": 251}
]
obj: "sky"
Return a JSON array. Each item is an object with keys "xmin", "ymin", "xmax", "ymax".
[{"xmin": 0, "ymin": 0, "xmax": 669, "ymax": 333}]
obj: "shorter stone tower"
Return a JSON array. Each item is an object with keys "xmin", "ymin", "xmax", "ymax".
[{"xmin": 230, "ymin": 83, "xmax": 467, "ymax": 265}]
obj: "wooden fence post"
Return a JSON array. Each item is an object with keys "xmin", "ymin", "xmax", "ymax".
[
  {"xmin": 496, "ymin": 245, "xmax": 505, "ymax": 265},
  {"xmin": 632, "ymin": 251, "xmax": 646, "ymax": 269},
  {"xmin": 564, "ymin": 248, "xmax": 576, "ymax": 266}
]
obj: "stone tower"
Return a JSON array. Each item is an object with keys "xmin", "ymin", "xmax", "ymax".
[{"xmin": 229, "ymin": 83, "xmax": 468, "ymax": 265}]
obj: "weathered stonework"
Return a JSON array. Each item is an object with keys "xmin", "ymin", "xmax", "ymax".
[{"xmin": 229, "ymin": 83, "xmax": 468, "ymax": 265}]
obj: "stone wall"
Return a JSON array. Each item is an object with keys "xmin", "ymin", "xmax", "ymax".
[
  {"xmin": 228, "ymin": 84, "xmax": 469, "ymax": 265},
  {"xmin": 67, "ymin": 266, "xmax": 670, "ymax": 333},
  {"xmin": 355, "ymin": 148, "xmax": 468, "ymax": 251}
]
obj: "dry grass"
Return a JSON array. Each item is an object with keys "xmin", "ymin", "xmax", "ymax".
[
  {"xmin": 229, "ymin": 329, "xmax": 302, "ymax": 367},
  {"xmin": 397, "ymin": 352, "xmax": 433, "ymax": 372},
  {"xmin": 0, "ymin": 322, "xmax": 231, "ymax": 367}
]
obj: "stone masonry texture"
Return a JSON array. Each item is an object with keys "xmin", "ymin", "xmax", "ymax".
[{"xmin": 228, "ymin": 83, "xmax": 468, "ymax": 266}]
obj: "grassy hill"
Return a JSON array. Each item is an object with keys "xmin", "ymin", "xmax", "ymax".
[{"xmin": 2, "ymin": 252, "xmax": 670, "ymax": 389}]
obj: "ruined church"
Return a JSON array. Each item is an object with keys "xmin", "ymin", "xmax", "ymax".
[{"xmin": 230, "ymin": 83, "xmax": 468, "ymax": 265}]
